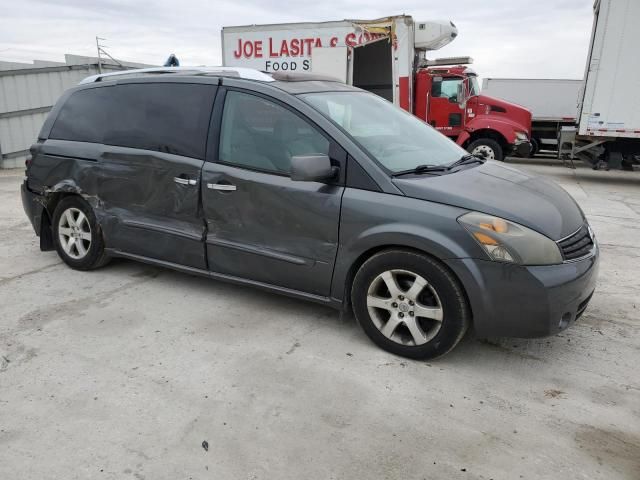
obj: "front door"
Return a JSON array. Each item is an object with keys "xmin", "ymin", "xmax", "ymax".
[
  {"xmin": 428, "ymin": 76, "xmax": 465, "ymax": 139},
  {"xmin": 96, "ymin": 82, "xmax": 217, "ymax": 269},
  {"xmin": 201, "ymin": 89, "xmax": 345, "ymax": 296}
]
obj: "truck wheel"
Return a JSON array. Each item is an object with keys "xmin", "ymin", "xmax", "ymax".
[
  {"xmin": 52, "ymin": 196, "xmax": 110, "ymax": 271},
  {"xmin": 621, "ymin": 155, "xmax": 636, "ymax": 171},
  {"xmin": 467, "ymin": 138, "xmax": 503, "ymax": 161},
  {"xmin": 351, "ymin": 249, "xmax": 470, "ymax": 359},
  {"xmin": 530, "ymin": 138, "xmax": 540, "ymax": 157}
]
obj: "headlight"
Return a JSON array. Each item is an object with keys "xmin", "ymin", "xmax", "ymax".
[
  {"xmin": 515, "ymin": 131, "xmax": 529, "ymax": 142},
  {"xmin": 458, "ymin": 212, "xmax": 563, "ymax": 265}
]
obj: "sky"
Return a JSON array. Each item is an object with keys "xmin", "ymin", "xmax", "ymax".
[{"xmin": 1, "ymin": 0, "xmax": 595, "ymax": 79}]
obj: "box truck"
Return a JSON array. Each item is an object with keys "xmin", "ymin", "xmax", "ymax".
[
  {"xmin": 559, "ymin": 0, "xmax": 640, "ymax": 169},
  {"xmin": 482, "ymin": 78, "xmax": 582, "ymax": 156},
  {"xmin": 222, "ymin": 16, "xmax": 533, "ymax": 160}
]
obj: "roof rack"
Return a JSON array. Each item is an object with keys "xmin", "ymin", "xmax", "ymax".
[{"xmin": 78, "ymin": 66, "xmax": 275, "ymax": 85}]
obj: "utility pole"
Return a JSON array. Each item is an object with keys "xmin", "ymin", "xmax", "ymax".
[
  {"xmin": 95, "ymin": 36, "xmax": 123, "ymax": 72},
  {"xmin": 96, "ymin": 36, "xmax": 102, "ymax": 73}
]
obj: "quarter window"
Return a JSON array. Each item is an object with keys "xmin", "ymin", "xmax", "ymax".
[
  {"xmin": 219, "ymin": 91, "xmax": 329, "ymax": 174},
  {"xmin": 50, "ymin": 83, "xmax": 216, "ymax": 159},
  {"xmin": 49, "ymin": 87, "xmax": 111, "ymax": 144}
]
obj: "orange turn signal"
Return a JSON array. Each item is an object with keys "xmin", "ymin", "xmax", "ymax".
[{"xmin": 473, "ymin": 232, "xmax": 498, "ymax": 245}]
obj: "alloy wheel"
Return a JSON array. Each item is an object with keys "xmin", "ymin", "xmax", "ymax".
[
  {"xmin": 366, "ymin": 269, "xmax": 443, "ymax": 346},
  {"xmin": 58, "ymin": 207, "xmax": 92, "ymax": 260}
]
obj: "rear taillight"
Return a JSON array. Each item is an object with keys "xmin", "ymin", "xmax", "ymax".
[{"xmin": 27, "ymin": 144, "xmax": 39, "ymax": 171}]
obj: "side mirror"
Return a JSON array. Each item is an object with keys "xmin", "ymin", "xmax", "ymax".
[
  {"xmin": 290, "ymin": 154, "xmax": 337, "ymax": 182},
  {"xmin": 456, "ymin": 83, "xmax": 465, "ymax": 107}
]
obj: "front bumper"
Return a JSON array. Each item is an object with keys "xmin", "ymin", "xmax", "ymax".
[
  {"xmin": 513, "ymin": 140, "xmax": 532, "ymax": 157},
  {"xmin": 445, "ymin": 249, "xmax": 599, "ymax": 338}
]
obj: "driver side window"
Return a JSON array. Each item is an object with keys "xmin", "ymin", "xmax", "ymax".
[
  {"xmin": 219, "ymin": 91, "xmax": 330, "ymax": 174},
  {"xmin": 432, "ymin": 77, "xmax": 463, "ymax": 102}
]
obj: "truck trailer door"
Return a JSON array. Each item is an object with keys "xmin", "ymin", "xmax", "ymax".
[
  {"xmin": 312, "ymin": 39, "xmax": 395, "ymax": 105},
  {"xmin": 351, "ymin": 38, "xmax": 394, "ymax": 103},
  {"xmin": 311, "ymin": 46, "xmax": 349, "ymax": 83}
]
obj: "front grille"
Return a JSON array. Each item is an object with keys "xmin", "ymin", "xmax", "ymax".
[{"xmin": 558, "ymin": 224, "xmax": 594, "ymax": 261}]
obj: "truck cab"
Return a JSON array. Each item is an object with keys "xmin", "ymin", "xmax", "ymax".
[{"xmin": 414, "ymin": 64, "xmax": 533, "ymax": 160}]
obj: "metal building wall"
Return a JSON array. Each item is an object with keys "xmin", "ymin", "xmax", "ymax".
[{"xmin": 0, "ymin": 55, "xmax": 150, "ymax": 168}]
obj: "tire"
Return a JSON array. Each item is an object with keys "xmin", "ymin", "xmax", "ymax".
[
  {"xmin": 621, "ymin": 157, "xmax": 635, "ymax": 171},
  {"xmin": 351, "ymin": 249, "xmax": 470, "ymax": 359},
  {"xmin": 52, "ymin": 196, "xmax": 110, "ymax": 270},
  {"xmin": 530, "ymin": 137, "xmax": 540, "ymax": 158},
  {"xmin": 467, "ymin": 138, "xmax": 503, "ymax": 161}
]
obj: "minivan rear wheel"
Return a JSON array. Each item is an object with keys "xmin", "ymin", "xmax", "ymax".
[
  {"xmin": 351, "ymin": 250, "xmax": 470, "ymax": 359},
  {"xmin": 52, "ymin": 196, "xmax": 109, "ymax": 270}
]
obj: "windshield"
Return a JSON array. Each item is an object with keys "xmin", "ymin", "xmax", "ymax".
[{"xmin": 301, "ymin": 91, "xmax": 467, "ymax": 173}]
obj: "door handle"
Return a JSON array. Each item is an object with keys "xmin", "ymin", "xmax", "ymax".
[
  {"xmin": 207, "ymin": 183, "xmax": 236, "ymax": 191},
  {"xmin": 174, "ymin": 177, "xmax": 197, "ymax": 186}
]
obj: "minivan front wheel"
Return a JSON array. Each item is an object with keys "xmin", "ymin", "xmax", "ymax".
[
  {"xmin": 52, "ymin": 196, "xmax": 109, "ymax": 270},
  {"xmin": 352, "ymin": 250, "xmax": 470, "ymax": 359}
]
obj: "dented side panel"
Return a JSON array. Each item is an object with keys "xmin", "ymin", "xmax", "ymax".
[
  {"xmin": 29, "ymin": 138, "xmax": 207, "ymax": 269},
  {"xmin": 97, "ymin": 147, "xmax": 206, "ymax": 268},
  {"xmin": 202, "ymin": 162, "xmax": 343, "ymax": 296}
]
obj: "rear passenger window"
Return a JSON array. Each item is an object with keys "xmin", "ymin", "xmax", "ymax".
[
  {"xmin": 50, "ymin": 87, "xmax": 111, "ymax": 143},
  {"xmin": 50, "ymin": 83, "xmax": 215, "ymax": 159},
  {"xmin": 219, "ymin": 91, "xmax": 329, "ymax": 174},
  {"xmin": 105, "ymin": 83, "xmax": 214, "ymax": 159}
]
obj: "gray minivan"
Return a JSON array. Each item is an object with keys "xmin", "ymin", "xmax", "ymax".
[{"xmin": 21, "ymin": 68, "xmax": 599, "ymax": 359}]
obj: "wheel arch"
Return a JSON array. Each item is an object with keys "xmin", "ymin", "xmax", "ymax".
[
  {"xmin": 464, "ymin": 115, "xmax": 522, "ymax": 148},
  {"xmin": 340, "ymin": 244, "xmax": 473, "ymax": 327},
  {"xmin": 40, "ymin": 191, "xmax": 82, "ymax": 251},
  {"xmin": 47, "ymin": 192, "xmax": 110, "ymax": 270},
  {"xmin": 41, "ymin": 189, "xmax": 105, "ymax": 251},
  {"xmin": 467, "ymin": 129, "xmax": 509, "ymax": 151}
]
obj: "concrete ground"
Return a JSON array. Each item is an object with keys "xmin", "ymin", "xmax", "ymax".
[{"xmin": 1, "ymin": 160, "xmax": 639, "ymax": 480}]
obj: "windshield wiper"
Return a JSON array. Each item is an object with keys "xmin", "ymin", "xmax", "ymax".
[
  {"xmin": 391, "ymin": 154, "xmax": 486, "ymax": 178},
  {"xmin": 391, "ymin": 164, "xmax": 448, "ymax": 177},
  {"xmin": 446, "ymin": 154, "xmax": 486, "ymax": 170},
  {"xmin": 392, "ymin": 155, "xmax": 486, "ymax": 178}
]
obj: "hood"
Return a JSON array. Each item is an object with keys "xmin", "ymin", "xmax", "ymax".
[
  {"xmin": 393, "ymin": 161, "xmax": 584, "ymax": 240},
  {"xmin": 473, "ymin": 94, "xmax": 532, "ymax": 135}
]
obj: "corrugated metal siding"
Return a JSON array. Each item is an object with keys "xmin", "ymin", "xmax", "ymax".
[
  {"xmin": 0, "ymin": 60, "xmax": 147, "ymax": 168},
  {"xmin": 0, "ymin": 111, "xmax": 49, "ymax": 151},
  {"xmin": 0, "ymin": 65, "xmax": 100, "ymax": 168},
  {"xmin": 0, "ymin": 67, "xmax": 94, "ymax": 112}
]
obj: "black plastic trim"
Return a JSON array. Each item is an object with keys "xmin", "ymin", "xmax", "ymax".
[
  {"xmin": 106, "ymin": 249, "xmax": 339, "ymax": 308},
  {"xmin": 346, "ymin": 155, "xmax": 382, "ymax": 192}
]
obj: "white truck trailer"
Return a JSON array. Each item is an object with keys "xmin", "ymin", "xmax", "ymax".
[
  {"xmin": 221, "ymin": 16, "xmax": 458, "ymax": 111},
  {"xmin": 559, "ymin": 0, "xmax": 640, "ymax": 169},
  {"xmin": 482, "ymin": 78, "xmax": 582, "ymax": 156}
]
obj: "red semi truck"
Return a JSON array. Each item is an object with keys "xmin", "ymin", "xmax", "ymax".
[
  {"xmin": 414, "ymin": 61, "xmax": 532, "ymax": 159},
  {"xmin": 222, "ymin": 15, "xmax": 532, "ymax": 160}
]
